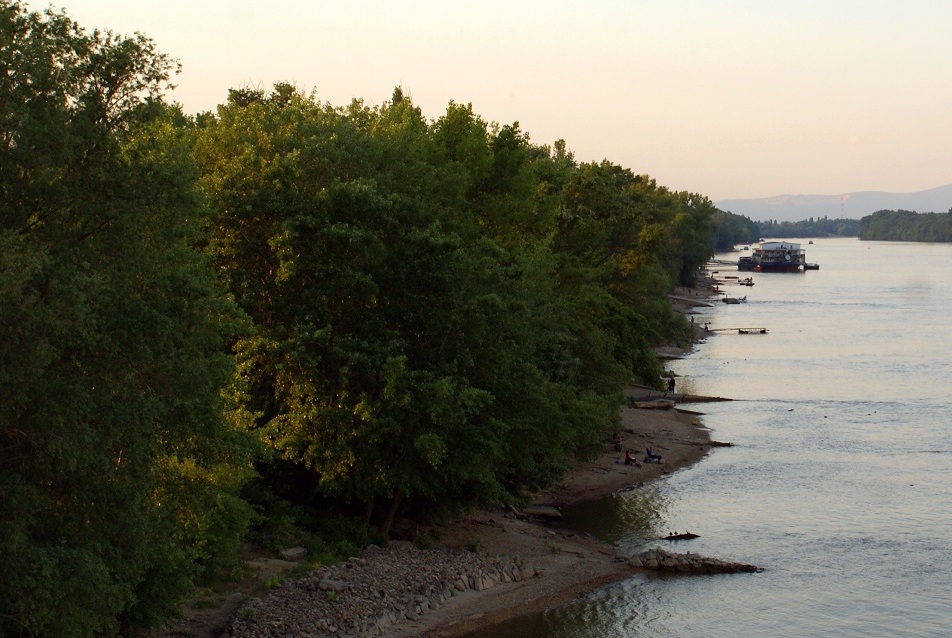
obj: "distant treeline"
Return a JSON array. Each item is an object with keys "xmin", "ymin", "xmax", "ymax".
[
  {"xmin": 758, "ymin": 217, "xmax": 861, "ymax": 239},
  {"xmin": 857, "ymin": 209, "xmax": 952, "ymax": 241},
  {"xmin": 710, "ymin": 212, "xmax": 859, "ymax": 250},
  {"xmin": 1, "ymin": 3, "xmax": 717, "ymax": 635},
  {"xmin": 713, "ymin": 206, "xmax": 952, "ymax": 248}
]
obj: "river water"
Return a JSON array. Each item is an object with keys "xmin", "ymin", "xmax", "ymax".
[{"xmin": 464, "ymin": 237, "xmax": 952, "ymax": 638}]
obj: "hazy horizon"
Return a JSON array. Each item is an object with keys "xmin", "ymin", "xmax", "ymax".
[
  {"xmin": 37, "ymin": 0, "xmax": 952, "ymax": 202},
  {"xmin": 716, "ymin": 183, "xmax": 952, "ymax": 222}
]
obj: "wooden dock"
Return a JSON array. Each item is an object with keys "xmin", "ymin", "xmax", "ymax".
[{"xmin": 709, "ymin": 327, "xmax": 768, "ymax": 334}]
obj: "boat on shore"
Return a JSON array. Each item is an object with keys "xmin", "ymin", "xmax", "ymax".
[{"xmin": 738, "ymin": 241, "xmax": 818, "ymax": 272}]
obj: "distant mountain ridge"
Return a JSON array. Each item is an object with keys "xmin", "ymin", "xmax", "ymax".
[{"xmin": 716, "ymin": 184, "xmax": 952, "ymax": 222}]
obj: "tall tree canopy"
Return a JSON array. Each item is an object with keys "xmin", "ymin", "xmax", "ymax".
[
  {"xmin": 195, "ymin": 85, "xmax": 713, "ymax": 533},
  {"xmin": 2, "ymin": 4, "xmax": 720, "ymax": 633},
  {"xmin": 0, "ymin": 3, "xmax": 253, "ymax": 635}
]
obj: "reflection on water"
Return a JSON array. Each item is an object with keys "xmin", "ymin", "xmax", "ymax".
[
  {"xmin": 467, "ymin": 577, "xmax": 655, "ymax": 638},
  {"xmin": 559, "ymin": 483, "xmax": 671, "ymax": 548}
]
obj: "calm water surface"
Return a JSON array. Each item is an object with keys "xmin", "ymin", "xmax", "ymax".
[{"xmin": 465, "ymin": 238, "xmax": 952, "ymax": 638}]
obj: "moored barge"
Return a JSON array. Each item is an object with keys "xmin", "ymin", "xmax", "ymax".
[{"xmin": 737, "ymin": 241, "xmax": 817, "ymax": 272}]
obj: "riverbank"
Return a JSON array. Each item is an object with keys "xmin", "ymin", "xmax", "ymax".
[
  {"xmin": 219, "ymin": 390, "xmax": 714, "ymax": 638},
  {"xmin": 387, "ymin": 281, "xmax": 722, "ymax": 637},
  {"xmin": 402, "ymin": 394, "xmax": 714, "ymax": 638},
  {"xmin": 164, "ymin": 282, "xmax": 719, "ymax": 638}
]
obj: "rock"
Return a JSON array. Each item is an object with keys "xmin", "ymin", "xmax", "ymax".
[
  {"xmin": 318, "ymin": 579, "xmax": 347, "ymax": 592},
  {"xmin": 280, "ymin": 546, "xmax": 307, "ymax": 561},
  {"xmin": 635, "ymin": 547, "xmax": 760, "ymax": 575}
]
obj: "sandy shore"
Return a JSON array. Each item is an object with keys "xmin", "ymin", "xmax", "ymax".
[
  {"xmin": 383, "ymin": 390, "xmax": 713, "ymax": 638},
  {"xmin": 383, "ymin": 284, "xmax": 720, "ymax": 638}
]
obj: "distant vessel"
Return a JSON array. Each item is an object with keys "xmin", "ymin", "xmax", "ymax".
[{"xmin": 738, "ymin": 241, "xmax": 818, "ymax": 272}]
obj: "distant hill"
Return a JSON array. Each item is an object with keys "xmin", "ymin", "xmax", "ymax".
[{"xmin": 716, "ymin": 184, "xmax": 952, "ymax": 222}]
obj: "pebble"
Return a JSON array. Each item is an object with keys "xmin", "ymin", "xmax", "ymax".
[{"xmin": 229, "ymin": 543, "xmax": 537, "ymax": 637}]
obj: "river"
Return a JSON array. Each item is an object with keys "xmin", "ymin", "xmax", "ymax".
[{"xmin": 464, "ymin": 237, "xmax": 952, "ymax": 638}]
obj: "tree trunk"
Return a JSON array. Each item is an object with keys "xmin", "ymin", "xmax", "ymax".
[
  {"xmin": 379, "ymin": 490, "xmax": 404, "ymax": 537},
  {"xmin": 363, "ymin": 498, "xmax": 374, "ymax": 527}
]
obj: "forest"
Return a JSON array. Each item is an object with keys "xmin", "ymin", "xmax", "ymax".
[
  {"xmin": 857, "ymin": 209, "xmax": 952, "ymax": 241},
  {"xmin": 1, "ymin": 2, "xmax": 718, "ymax": 635},
  {"xmin": 755, "ymin": 216, "xmax": 860, "ymax": 240},
  {"xmin": 709, "ymin": 212, "xmax": 861, "ymax": 251}
]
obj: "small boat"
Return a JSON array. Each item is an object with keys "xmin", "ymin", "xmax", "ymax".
[{"xmin": 722, "ymin": 295, "xmax": 747, "ymax": 304}]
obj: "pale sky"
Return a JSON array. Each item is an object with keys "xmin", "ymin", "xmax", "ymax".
[{"xmin": 39, "ymin": 0, "xmax": 952, "ymax": 201}]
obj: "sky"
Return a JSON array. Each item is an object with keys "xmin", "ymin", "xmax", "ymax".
[{"xmin": 39, "ymin": 0, "xmax": 952, "ymax": 201}]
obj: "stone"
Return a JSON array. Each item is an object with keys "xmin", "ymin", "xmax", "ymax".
[{"xmin": 280, "ymin": 546, "xmax": 307, "ymax": 561}]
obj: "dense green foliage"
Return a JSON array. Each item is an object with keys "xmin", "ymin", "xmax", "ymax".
[
  {"xmin": 757, "ymin": 216, "xmax": 860, "ymax": 239},
  {"xmin": 710, "ymin": 211, "xmax": 861, "ymax": 251},
  {"xmin": 2, "ymin": 3, "xmax": 717, "ymax": 635},
  {"xmin": 858, "ymin": 209, "xmax": 952, "ymax": 241},
  {"xmin": 194, "ymin": 86, "xmax": 715, "ymax": 535},
  {"xmin": 710, "ymin": 210, "xmax": 760, "ymax": 250},
  {"xmin": 0, "ymin": 3, "xmax": 255, "ymax": 636}
]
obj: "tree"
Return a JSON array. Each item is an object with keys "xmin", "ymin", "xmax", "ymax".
[
  {"xmin": 0, "ymin": 4, "xmax": 253, "ymax": 634},
  {"xmin": 858, "ymin": 209, "xmax": 952, "ymax": 241}
]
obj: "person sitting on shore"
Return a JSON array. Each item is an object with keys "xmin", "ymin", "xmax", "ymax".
[
  {"xmin": 645, "ymin": 447, "xmax": 663, "ymax": 463},
  {"xmin": 624, "ymin": 450, "xmax": 641, "ymax": 467}
]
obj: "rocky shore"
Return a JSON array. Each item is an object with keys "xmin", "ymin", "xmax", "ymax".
[
  {"xmin": 230, "ymin": 544, "xmax": 543, "ymax": 638},
  {"xmin": 228, "ymin": 533, "xmax": 762, "ymax": 638}
]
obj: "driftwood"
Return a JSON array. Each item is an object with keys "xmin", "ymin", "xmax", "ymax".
[
  {"xmin": 632, "ymin": 399, "xmax": 677, "ymax": 410},
  {"xmin": 678, "ymin": 394, "xmax": 733, "ymax": 403},
  {"xmin": 661, "ymin": 532, "xmax": 700, "ymax": 541}
]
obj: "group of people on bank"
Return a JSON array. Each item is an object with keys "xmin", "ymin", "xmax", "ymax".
[
  {"xmin": 623, "ymin": 447, "xmax": 663, "ymax": 467},
  {"xmin": 611, "ymin": 419, "xmax": 665, "ymax": 468}
]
